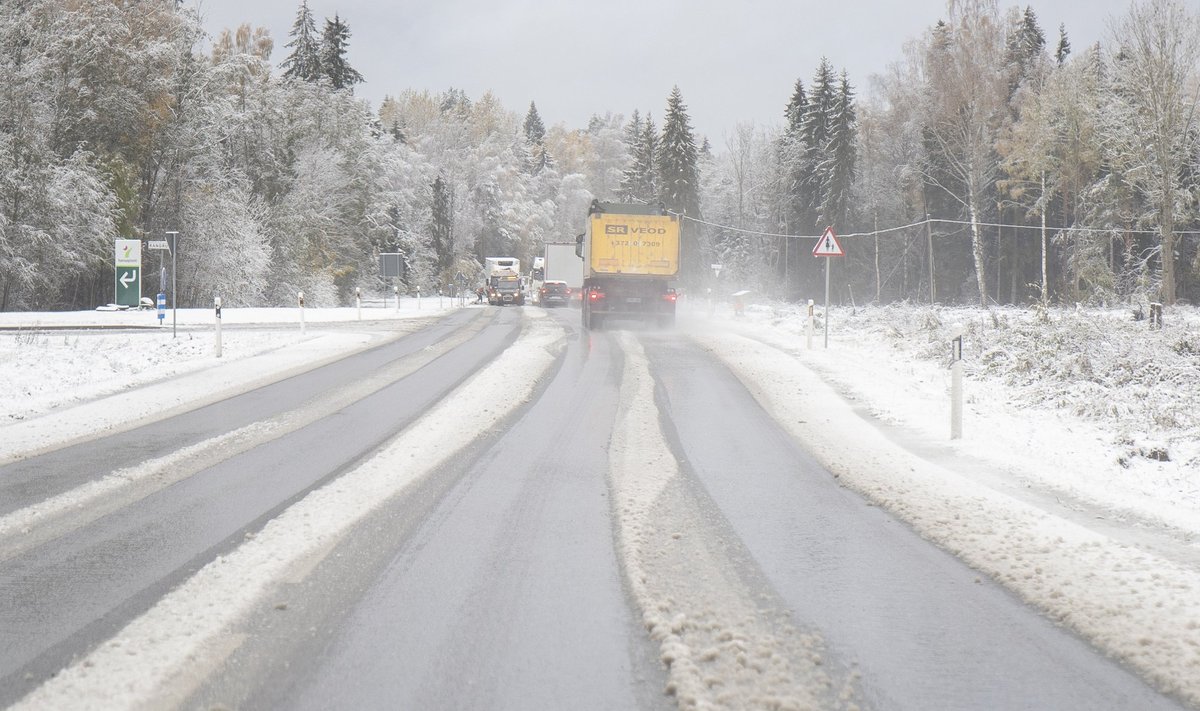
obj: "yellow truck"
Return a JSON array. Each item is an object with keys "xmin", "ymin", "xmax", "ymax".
[{"xmin": 576, "ymin": 201, "xmax": 680, "ymax": 329}]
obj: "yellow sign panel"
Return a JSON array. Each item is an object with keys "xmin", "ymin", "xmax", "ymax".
[{"xmin": 588, "ymin": 213, "xmax": 680, "ymax": 276}]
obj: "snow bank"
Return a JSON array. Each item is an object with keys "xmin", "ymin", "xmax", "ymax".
[{"xmin": 11, "ymin": 310, "xmax": 564, "ymax": 710}]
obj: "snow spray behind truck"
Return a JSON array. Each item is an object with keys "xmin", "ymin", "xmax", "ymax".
[{"xmin": 577, "ymin": 201, "xmax": 680, "ymax": 329}]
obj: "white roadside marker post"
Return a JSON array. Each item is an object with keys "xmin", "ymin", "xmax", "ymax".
[
  {"xmin": 951, "ymin": 324, "xmax": 964, "ymax": 440},
  {"xmin": 356, "ymin": 287, "xmax": 362, "ymax": 321},
  {"xmin": 806, "ymin": 299, "xmax": 815, "ymax": 350},
  {"xmin": 214, "ymin": 297, "xmax": 223, "ymax": 358},
  {"xmin": 298, "ymin": 291, "xmax": 306, "ymax": 335},
  {"xmin": 394, "ymin": 285, "xmax": 400, "ymax": 313}
]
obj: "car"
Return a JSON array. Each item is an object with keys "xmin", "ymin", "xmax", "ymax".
[
  {"xmin": 538, "ymin": 280, "xmax": 571, "ymax": 307},
  {"xmin": 488, "ymin": 279, "xmax": 525, "ymax": 306}
]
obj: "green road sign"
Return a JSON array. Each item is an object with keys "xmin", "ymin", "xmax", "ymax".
[
  {"xmin": 116, "ymin": 267, "xmax": 141, "ymax": 306},
  {"xmin": 114, "ymin": 238, "xmax": 142, "ymax": 306}
]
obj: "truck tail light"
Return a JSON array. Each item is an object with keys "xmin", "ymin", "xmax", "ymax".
[
  {"xmin": 589, "ymin": 289, "xmax": 605, "ymax": 301},
  {"xmin": 663, "ymin": 292, "xmax": 677, "ymax": 303}
]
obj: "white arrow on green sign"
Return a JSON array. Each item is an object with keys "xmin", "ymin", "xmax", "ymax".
[
  {"xmin": 116, "ymin": 268, "xmax": 141, "ymax": 306},
  {"xmin": 114, "ymin": 239, "xmax": 142, "ymax": 306}
]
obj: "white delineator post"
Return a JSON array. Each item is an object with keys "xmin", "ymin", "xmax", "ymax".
[
  {"xmin": 356, "ymin": 287, "xmax": 362, "ymax": 321},
  {"xmin": 298, "ymin": 291, "xmax": 306, "ymax": 334},
  {"xmin": 214, "ymin": 296, "xmax": 223, "ymax": 358},
  {"xmin": 950, "ymin": 324, "xmax": 964, "ymax": 440},
  {"xmin": 806, "ymin": 299, "xmax": 815, "ymax": 350},
  {"xmin": 394, "ymin": 285, "xmax": 400, "ymax": 312}
]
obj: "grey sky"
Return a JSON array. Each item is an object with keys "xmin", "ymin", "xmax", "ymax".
[{"xmin": 191, "ymin": 0, "xmax": 1134, "ymax": 142}]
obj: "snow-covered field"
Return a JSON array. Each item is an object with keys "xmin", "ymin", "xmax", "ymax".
[{"xmin": 3, "ymin": 299, "xmax": 1199, "ymax": 707}]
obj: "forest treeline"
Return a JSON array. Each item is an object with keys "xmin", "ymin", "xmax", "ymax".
[{"xmin": 1, "ymin": 0, "xmax": 1198, "ymax": 310}]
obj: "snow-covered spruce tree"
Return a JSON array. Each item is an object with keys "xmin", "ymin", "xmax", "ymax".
[
  {"xmin": 1099, "ymin": 0, "xmax": 1200, "ymax": 305},
  {"xmin": 772, "ymin": 78, "xmax": 807, "ymax": 289},
  {"xmin": 657, "ymin": 86, "xmax": 703, "ymax": 280},
  {"xmin": 819, "ymin": 72, "xmax": 856, "ymax": 235},
  {"xmin": 280, "ymin": 0, "xmax": 322, "ymax": 82},
  {"xmin": 657, "ymin": 87, "xmax": 700, "ymax": 214},
  {"xmin": 618, "ymin": 110, "xmax": 644, "ymax": 201},
  {"xmin": 429, "ymin": 176, "xmax": 454, "ymax": 276},
  {"xmin": 320, "ymin": 14, "xmax": 363, "ymax": 91},
  {"xmin": 797, "ymin": 59, "xmax": 836, "ymax": 230},
  {"xmin": 1055, "ymin": 23, "xmax": 1071, "ymax": 66},
  {"xmin": 619, "ymin": 110, "xmax": 659, "ymax": 204},
  {"xmin": 523, "ymin": 101, "xmax": 550, "ymax": 174},
  {"xmin": 785, "ymin": 59, "xmax": 837, "ymax": 299}
]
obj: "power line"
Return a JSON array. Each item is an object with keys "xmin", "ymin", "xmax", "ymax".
[{"xmin": 674, "ymin": 213, "xmax": 1200, "ymax": 240}]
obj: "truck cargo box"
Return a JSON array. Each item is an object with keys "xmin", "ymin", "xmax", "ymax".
[{"xmin": 584, "ymin": 207, "xmax": 680, "ymax": 278}]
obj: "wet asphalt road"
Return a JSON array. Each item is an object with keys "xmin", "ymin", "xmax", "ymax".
[
  {"xmin": 0, "ymin": 308, "xmax": 516, "ymax": 705},
  {"xmin": 641, "ymin": 333, "xmax": 1184, "ymax": 710},
  {"xmin": 1, "ymin": 307, "xmax": 1191, "ymax": 710}
]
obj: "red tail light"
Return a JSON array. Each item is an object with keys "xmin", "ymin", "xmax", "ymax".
[
  {"xmin": 663, "ymin": 292, "xmax": 677, "ymax": 302},
  {"xmin": 589, "ymin": 290, "xmax": 605, "ymax": 301}
]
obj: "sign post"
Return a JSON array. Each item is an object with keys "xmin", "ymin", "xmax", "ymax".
[
  {"xmin": 812, "ymin": 226, "xmax": 844, "ymax": 348},
  {"xmin": 114, "ymin": 239, "xmax": 141, "ymax": 307},
  {"xmin": 163, "ymin": 232, "xmax": 179, "ymax": 338},
  {"xmin": 149, "ymin": 238, "xmax": 172, "ymax": 328}
]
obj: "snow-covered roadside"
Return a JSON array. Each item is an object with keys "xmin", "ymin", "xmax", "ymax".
[
  {"xmin": 608, "ymin": 333, "xmax": 855, "ymax": 709},
  {"xmin": 0, "ymin": 305, "xmax": 455, "ymax": 462},
  {"xmin": 10, "ymin": 309, "xmax": 565, "ymax": 710},
  {"xmin": 718, "ymin": 304, "xmax": 1200, "ymax": 543},
  {"xmin": 692, "ymin": 327, "xmax": 1200, "ymax": 706}
]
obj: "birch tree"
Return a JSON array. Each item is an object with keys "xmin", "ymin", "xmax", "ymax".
[
  {"xmin": 1101, "ymin": 0, "xmax": 1200, "ymax": 305},
  {"xmin": 922, "ymin": 0, "xmax": 1010, "ymax": 306}
]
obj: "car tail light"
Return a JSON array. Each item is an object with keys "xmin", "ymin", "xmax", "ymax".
[{"xmin": 565, "ymin": 288, "xmax": 571, "ymax": 296}]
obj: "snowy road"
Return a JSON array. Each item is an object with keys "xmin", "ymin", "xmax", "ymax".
[{"xmin": 0, "ymin": 306, "xmax": 1194, "ymax": 709}]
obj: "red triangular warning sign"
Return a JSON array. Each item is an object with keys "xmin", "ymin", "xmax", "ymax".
[{"xmin": 812, "ymin": 226, "xmax": 844, "ymax": 257}]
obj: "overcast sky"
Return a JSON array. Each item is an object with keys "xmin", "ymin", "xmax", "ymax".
[{"xmin": 190, "ymin": 0, "xmax": 1135, "ymax": 142}]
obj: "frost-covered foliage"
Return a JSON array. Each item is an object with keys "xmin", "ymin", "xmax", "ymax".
[
  {"xmin": 827, "ymin": 303, "xmax": 1200, "ymax": 465},
  {"xmin": 8, "ymin": 0, "xmax": 1200, "ymax": 312}
]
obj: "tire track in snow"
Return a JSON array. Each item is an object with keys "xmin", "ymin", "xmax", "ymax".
[
  {"xmin": 9, "ymin": 310, "xmax": 565, "ymax": 711},
  {"xmin": 608, "ymin": 332, "xmax": 861, "ymax": 711}
]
